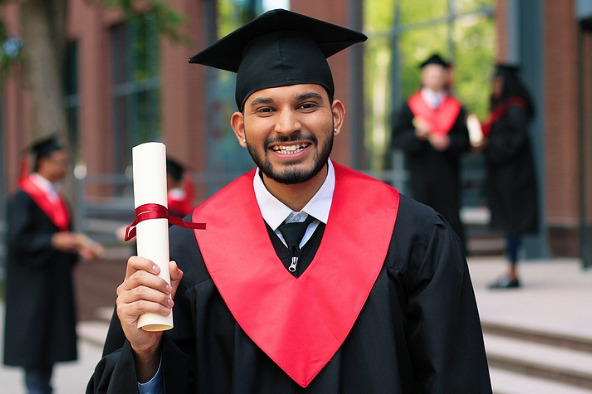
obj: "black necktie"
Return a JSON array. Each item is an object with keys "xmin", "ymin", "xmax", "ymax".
[{"xmin": 278, "ymin": 215, "xmax": 315, "ymax": 273}]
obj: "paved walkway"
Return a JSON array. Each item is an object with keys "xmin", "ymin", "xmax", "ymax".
[{"xmin": 0, "ymin": 256, "xmax": 590, "ymax": 393}]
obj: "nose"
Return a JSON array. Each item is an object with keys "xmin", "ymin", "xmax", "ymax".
[{"xmin": 274, "ymin": 106, "xmax": 301, "ymax": 135}]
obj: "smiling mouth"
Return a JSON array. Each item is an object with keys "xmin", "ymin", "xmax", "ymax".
[{"xmin": 271, "ymin": 143, "xmax": 310, "ymax": 155}]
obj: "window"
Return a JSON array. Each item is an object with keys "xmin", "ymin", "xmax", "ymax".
[
  {"xmin": 110, "ymin": 13, "xmax": 160, "ymax": 173},
  {"xmin": 64, "ymin": 40, "xmax": 80, "ymax": 162}
]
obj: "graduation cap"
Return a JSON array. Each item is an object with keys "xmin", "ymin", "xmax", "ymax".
[
  {"xmin": 30, "ymin": 134, "xmax": 65, "ymax": 160},
  {"xmin": 493, "ymin": 63, "xmax": 521, "ymax": 79},
  {"xmin": 419, "ymin": 53, "xmax": 449, "ymax": 68},
  {"xmin": 166, "ymin": 157, "xmax": 184, "ymax": 181},
  {"xmin": 188, "ymin": 8, "xmax": 367, "ymax": 109}
]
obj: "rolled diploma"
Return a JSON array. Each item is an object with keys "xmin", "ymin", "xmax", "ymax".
[{"xmin": 132, "ymin": 142, "xmax": 173, "ymax": 331}]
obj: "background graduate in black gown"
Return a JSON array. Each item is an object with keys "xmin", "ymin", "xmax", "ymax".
[
  {"xmin": 482, "ymin": 64, "xmax": 539, "ymax": 289},
  {"xmin": 3, "ymin": 135, "xmax": 103, "ymax": 394},
  {"xmin": 391, "ymin": 53, "xmax": 471, "ymax": 254}
]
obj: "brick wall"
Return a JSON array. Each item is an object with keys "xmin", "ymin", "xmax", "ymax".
[{"xmin": 543, "ymin": 0, "xmax": 581, "ymax": 256}]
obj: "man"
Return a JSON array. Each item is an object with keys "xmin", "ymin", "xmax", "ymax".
[
  {"xmin": 391, "ymin": 53, "xmax": 470, "ymax": 254},
  {"xmin": 3, "ymin": 135, "xmax": 103, "ymax": 394},
  {"xmin": 88, "ymin": 10, "xmax": 491, "ymax": 393}
]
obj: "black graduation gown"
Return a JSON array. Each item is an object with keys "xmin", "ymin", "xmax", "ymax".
[
  {"xmin": 391, "ymin": 101, "xmax": 470, "ymax": 251},
  {"xmin": 484, "ymin": 104, "xmax": 539, "ymax": 234},
  {"xmin": 3, "ymin": 190, "xmax": 79, "ymax": 368},
  {"xmin": 87, "ymin": 194, "xmax": 491, "ymax": 393}
]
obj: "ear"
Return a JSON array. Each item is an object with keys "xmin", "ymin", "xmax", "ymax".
[
  {"xmin": 331, "ymin": 99, "xmax": 346, "ymax": 136},
  {"xmin": 231, "ymin": 111, "xmax": 247, "ymax": 147}
]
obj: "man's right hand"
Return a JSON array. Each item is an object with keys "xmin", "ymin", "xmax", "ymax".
[{"xmin": 116, "ymin": 257, "xmax": 184, "ymax": 382}]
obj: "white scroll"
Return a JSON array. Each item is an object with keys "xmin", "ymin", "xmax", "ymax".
[{"xmin": 131, "ymin": 142, "xmax": 173, "ymax": 331}]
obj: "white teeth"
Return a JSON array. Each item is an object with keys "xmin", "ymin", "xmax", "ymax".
[{"xmin": 272, "ymin": 144, "xmax": 307, "ymax": 154}]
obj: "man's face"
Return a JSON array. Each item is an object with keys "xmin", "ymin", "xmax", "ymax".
[
  {"xmin": 421, "ymin": 64, "xmax": 447, "ymax": 92},
  {"xmin": 41, "ymin": 149, "xmax": 70, "ymax": 182},
  {"xmin": 234, "ymin": 84, "xmax": 342, "ymax": 185}
]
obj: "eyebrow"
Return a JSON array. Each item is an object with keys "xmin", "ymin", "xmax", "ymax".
[{"xmin": 249, "ymin": 91, "xmax": 325, "ymax": 108}]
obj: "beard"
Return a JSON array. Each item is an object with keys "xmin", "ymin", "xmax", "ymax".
[{"xmin": 246, "ymin": 131, "xmax": 334, "ymax": 185}]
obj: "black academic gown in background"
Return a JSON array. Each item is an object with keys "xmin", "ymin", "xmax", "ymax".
[
  {"xmin": 3, "ymin": 190, "xmax": 79, "ymax": 368},
  {"xmin": 87, "ymin": 194, "xmax": 491, "ymax": 393},
  {"xmin": 484, "ymin": 104, "xmax": 539, "ymax": 234},
  {"xmin": 391, "ymin": 102, "xmax": 470, "ymax": 252}
]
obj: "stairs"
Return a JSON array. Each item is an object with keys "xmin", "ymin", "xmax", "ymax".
[
  {"xmin": 77, "ymin": 306, "xmax": 112, "ymax": 349},
  {"xmin": 482, "ymin": 318, "xmax": 592, "ymax": 393}
]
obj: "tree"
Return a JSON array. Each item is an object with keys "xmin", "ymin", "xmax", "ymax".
[{"xmin": 0, "ymin": 0, "xmax": 185, "ymax": 145}]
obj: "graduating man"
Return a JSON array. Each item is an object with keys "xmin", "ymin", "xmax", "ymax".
[
  {"xmin": 4, "ymin": 135, "xmax": 103, "ymax": 394},
  {"xmin": 391, "ymin": 54, "xmax": 471, "ymax": 254},
  {"xmin": 88, "ymin": 10, "xmax": 491, "ymax": 393}
]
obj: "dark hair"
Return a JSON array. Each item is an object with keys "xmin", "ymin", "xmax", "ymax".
[{"xmin": 490, "ymin": 65, "xmax": 535, "ymax": 119}]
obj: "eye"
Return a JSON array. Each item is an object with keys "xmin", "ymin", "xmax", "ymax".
[
  {"xmin": 254, "ymin": 106, "xmax": 275, "ymax": 115},
  {"xmin": 297, "ymin": 102, "xmax": 317, "ymax": 111}
]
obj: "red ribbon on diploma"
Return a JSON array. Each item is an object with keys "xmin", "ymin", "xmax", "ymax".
[{"xmin": 125, "ymin": 203, "xmax": 206, "ymax": 241}]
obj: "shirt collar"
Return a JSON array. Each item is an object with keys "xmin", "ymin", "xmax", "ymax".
[
  {"xmin": 253, "ymin": 160, "xmax": 335, "ymax": 231},
  {"xmin": 421, "ymin": 88, "xmax": 447, "ymax": 107},
  {"xmin": 30, "ymin": 173, "xmax": 59, "ymax": 201}
]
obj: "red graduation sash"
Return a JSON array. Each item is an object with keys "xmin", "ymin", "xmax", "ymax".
[
  {"xmin": 481, "ymin": 97, "xmax": 526, "ymax": 137},
  {"xmin": 193, "ymin": 163, "xmax": 400, "ymax": 387},
  {"xmin": 408, "ymin": 91, "xmax": 462, "ymax": 137},
  {"xmin": 19, "ymin": 175, "xmax": 70, "ymax": 231}
]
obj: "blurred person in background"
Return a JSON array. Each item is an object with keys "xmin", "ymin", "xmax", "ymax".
[
  {"xmin": 165, "ymin": 157, "xmax": 194, "ymax": 219},
  {"xmin": 391, "ymin": 53, "xmax": 471, "ymax": 255},
  {"xmin": 3, "ymin": 135, "xmax": 104, "ymax": 394},
  {"xmin": 481, "ymin": 64, "xmax": 539, "ymax": 289}
]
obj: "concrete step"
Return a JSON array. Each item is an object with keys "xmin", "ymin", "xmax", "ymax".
[
  {"xmin": 482, "ymin": 320, "xmax": 592, "ymax": 353},
  {"xmin": 78, "ymin": 320, "xmax": 109, "ymax": 349},
  {"xmin": 484, "ymin": 333, "xmax": 592, "ymax": 390},
  {"xmin": 489, "ymin": 367, "xmax": 592, "ymax": 394},
  {"xmin": 77, "ymin": 306, "xmax": 113, "ymax": 348}
]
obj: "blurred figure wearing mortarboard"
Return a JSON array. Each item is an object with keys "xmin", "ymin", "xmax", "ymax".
[
  {"xmin": 165, "ymin": 157, "xmax": 194, "ymax": 219},
  {"xmin": 391, "ymin": 53, "xmax": 471, "ymax": 255},
  {"xmin": 88, "ymin": 11, "xmax": 490, "ymax": 394},
  {"xmin": 482, "ymin": 64, "xmax": 539, "ymax": 289},
  {"xmin": 3, "ymin": 135, "xmax": 104, "ymax": 394}
]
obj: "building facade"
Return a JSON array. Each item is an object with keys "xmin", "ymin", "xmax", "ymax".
[{"xmin": 1, "ymin": 0, "xmax": 591, "ymax": 267}]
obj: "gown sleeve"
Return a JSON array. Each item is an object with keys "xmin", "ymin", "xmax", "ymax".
[
  {"xmin": 391, "ymin": 102, "xmax": 427, "ymax": 154},
  {"xmin": 400, "ymin": 206, "xmax": 491, "ymax": 392}
]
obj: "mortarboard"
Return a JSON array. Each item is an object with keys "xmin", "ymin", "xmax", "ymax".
[
  {"xmin": 493, "ymin": 63, "xmax": 521, "ymax": 79},
  {"xmin": 30, "ymin": 134, "xmax": 65, "ymax": 160},
  {"xmin": 419, "ymin": 53, "xmax": 449, "ymax": 69},
  {"xmin": 188, "ymin": 9, "xmax": 367, "ymax": 109},
  {"xmin": 166, "ymin": 157, "xmax": 184, "ymax": 181}
]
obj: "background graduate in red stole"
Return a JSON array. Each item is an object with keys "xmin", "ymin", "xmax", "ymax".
[
  {"xmin": 3, "ymin": 135, "xmax": 104, "ymax": 394},
  {"xmin": 391, "ymin": 53, "xmax": 471, "ymax": 255}
]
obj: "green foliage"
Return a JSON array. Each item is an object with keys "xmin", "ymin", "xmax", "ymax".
[
  {"xmin": 100, "ymin": 0, "xmax": 190, "ymax": 45},
  {"xmin": 0, "ymin": 22, "xmax": 23, "ymax": 83}
]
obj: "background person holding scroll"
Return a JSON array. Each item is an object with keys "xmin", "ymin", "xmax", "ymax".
[
  {"xmin": 3, "ymin": 135, "xmax": 104, "ymax": 394},
  {"xmin": 391, "ymin": 53, "xmax": 471, "ymax": 255},
  {"xmin": 88, "ymin": 9, "xmax": 491, "ymax": 393}
]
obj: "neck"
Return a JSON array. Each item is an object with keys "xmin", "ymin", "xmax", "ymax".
[{"xmin": 262, "ymin": 165, "xmax": 328, "ymax": 212}]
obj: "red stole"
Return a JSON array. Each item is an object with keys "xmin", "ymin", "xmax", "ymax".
[
  {"xmin": 408, "ymin": 91, "xmax": 462, "ymax": 137},
  {"xmin": 193, "ymin": 163, "xmax": 400, "ymax": 387},
  {"xmin": 167, "ymin": 191, "xmax": 193, "ymax": 217},
  {"xmin": 19, "ymin": 175, "xmax": 70, "ymax": 231},
  {"xmin": 481, "ymin": 97, "xmax": 526, "ymax": 137}
]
